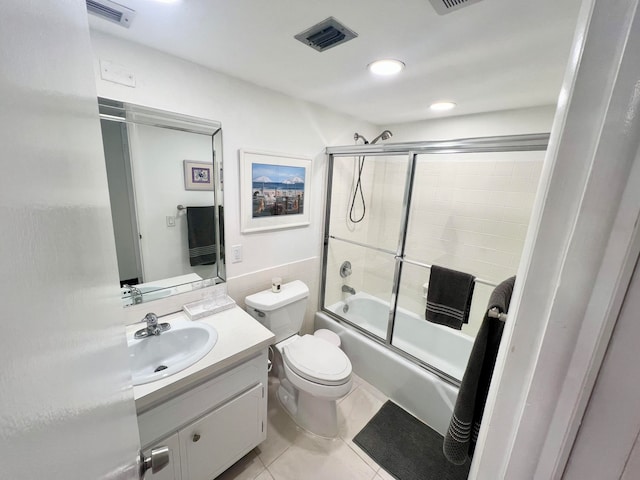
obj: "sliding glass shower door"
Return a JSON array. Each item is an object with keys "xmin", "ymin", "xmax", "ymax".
[
  {"xmin": 392, "ymin": 150, "xmax": 544, "ymax": 380},
  {"xmin": 322, "ymin": 136, "xmax": 548, "ymax": 383},
  {"xmin": 323, "ymin": 153, "xmax": 411, "ymax": 341}
]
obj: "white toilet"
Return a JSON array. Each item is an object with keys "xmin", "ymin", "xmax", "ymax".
[{"xmin": 245, "ymin": 280, "xmax": 352, "ymax": 438}]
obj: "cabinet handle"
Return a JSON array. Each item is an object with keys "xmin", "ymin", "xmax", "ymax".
[{"xmin": 192, "ymin": 433, "xmax": 201, "ymax": 442}]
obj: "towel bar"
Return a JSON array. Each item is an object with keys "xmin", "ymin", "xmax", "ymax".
[{"xmin": 487, "ymin": 307, "xmax": 508, "ymax": 322}]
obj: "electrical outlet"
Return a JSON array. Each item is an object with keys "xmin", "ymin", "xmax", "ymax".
[{"xmin": 231, "ymin": 244, "xmax": 243, "ymax": 263}]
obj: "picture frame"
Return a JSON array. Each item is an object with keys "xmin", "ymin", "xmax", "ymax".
[
  {"xmin": 183, "ymin": 160, "xmax": 214, "ymax": 191},
  {"xmin": 240, "ymin": 149, "xmax": 312, "ymax": 233}
]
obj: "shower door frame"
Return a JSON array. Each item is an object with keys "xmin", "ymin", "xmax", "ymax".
[{"xmin": 321, "ymin": 133, "xmax": 550, "ymax": 386}]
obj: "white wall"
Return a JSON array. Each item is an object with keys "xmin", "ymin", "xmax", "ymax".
[
  {"xmin": 384, "ymin": 105, "xmax": 556, "ymax": 142},
  {"xmin": 89, "ymin": 31, "xmax": 377, "ymax": 331}
]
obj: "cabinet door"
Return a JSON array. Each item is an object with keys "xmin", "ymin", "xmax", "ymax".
[
  {"xmin": 143, "ymin": 432, "xmax": 181, "ymax": 480},
  {"xmin": 179, "ymin": 383, "xmax": 265, "ymax": 480}
]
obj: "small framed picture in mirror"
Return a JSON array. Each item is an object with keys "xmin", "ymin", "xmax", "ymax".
[{"xmin": 184, "ymin": 160, "xmax": 214, "ymax": 191}]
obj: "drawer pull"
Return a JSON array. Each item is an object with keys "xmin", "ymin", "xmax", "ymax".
[{"xmin": 192, "ymin": 433, "xmax": 201, "ymax": 442}]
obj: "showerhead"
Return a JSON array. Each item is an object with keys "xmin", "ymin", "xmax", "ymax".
[
  {"xmin": 370, "ymin": 130, "xmax": 393, "ymax": 144},
  {"xmin": 354, "ymin": 132, "xmax": 369, "ymax": 144}
]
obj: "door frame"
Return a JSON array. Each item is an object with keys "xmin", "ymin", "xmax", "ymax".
[{"xmin": 471, "ymin": 0, "xmax": 640, "ymax": 477}]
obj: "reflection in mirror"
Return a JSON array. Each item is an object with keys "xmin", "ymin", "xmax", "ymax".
[{"xmin": 98, "ymin": 99, "xmax": 225, "ymax": 307}]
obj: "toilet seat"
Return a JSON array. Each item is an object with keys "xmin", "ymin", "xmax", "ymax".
[{"xmin": 283, "ymin": 334, "xmax": 352, "ymax": 386}]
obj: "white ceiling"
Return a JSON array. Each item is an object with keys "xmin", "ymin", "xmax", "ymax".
[{"xmin": 88, "ymin": 0, "xmax": 583, "ymax": 125}]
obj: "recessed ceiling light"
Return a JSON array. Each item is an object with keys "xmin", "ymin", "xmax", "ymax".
[
  {"xmin": 368, "ymin": 59, "xmax": 405, "ymax": 76},
  {"xmin": 430, "ymin": 102, "xmax": 457, "ymax": 111}
]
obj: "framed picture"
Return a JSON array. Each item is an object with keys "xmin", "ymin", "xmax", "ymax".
[
  {"xmin": 184, "ymin": 160, "xmax": 214, "ymax": 191},
  {"xmin": 240, "ymin": 149, "xmax": 312, "ymax": 233}
]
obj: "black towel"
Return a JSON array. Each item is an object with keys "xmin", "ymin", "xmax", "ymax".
[
  {"xmin": 218, "ymin": 205, "xmax": 225, "ymax": 259},
  {"xmin": 186, "ymin": 206, "xmax": 216, "ymax": 266},
  {"xmin": 443, "ymin": 276, "xmax": 516, "ymax": 465},
  {"xmin": 425, "ymin": 265, "xmax": 476, "ymax": 330}
]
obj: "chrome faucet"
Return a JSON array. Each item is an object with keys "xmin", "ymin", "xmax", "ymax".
[
  {"xmin": 342, "ymin": 285, "xmax": 356, "ymax": 295},
  {"xmin": 134, "ymin": 312, "xmax": 171, "ymax": 339},
  {"xmin": 124, "ymin": 284, "xmax": 143, "ymax": 305}
]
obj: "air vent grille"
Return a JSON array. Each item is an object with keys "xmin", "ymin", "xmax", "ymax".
[
  {"xmin": 86, "ymin": 0, "xmax": 135, "ymax": 28},
  {"xmin": 428, "ymin": 0, "xmax": 484, "ymax": 15},
  {"xmin": 295, "ymin": 17, "xmax": 358, "ymax": 52}
]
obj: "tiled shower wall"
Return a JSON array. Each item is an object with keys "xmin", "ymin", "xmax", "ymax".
[{"xmin": 327, "ymin": 151, "xmax": 544, "ymax": 337}]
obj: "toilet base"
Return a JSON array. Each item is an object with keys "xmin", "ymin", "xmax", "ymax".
[
  {"xmin": 272, "ymin": 335, "xmax": 351, "ymax": 438},
  {"xmin": 277, "ymin": 384, "xmax": 339, "ymax": 438}
]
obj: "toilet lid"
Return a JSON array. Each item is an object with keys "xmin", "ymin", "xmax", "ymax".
[
  {"xmin": 314, "ymin": 329, "xmax": 341, "ymax": 347},
  {"xmin": 283, "ymin": 334, "xmax": 352, "ymax": 386}
]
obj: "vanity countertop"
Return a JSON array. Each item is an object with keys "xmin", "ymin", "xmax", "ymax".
[{"xmin": 128, "ymin": 306, "xmax": 275, "ymax": 412}]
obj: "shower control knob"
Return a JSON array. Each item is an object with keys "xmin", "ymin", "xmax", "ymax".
[
  {"xmin": 340, "ymin": 261, "xmax": 352, "ymax": 278},
  {"xmin": 192, "ymin": 433, "xmax": 201, "ymax": 442}
]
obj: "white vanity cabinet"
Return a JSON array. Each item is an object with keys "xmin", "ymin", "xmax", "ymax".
[
  {"xmin": 179, "ymin": 383, "xmax": 264, "ymax": 480},
  {"xmin": 138, "ymin": 351, "xmax": 268, "ymax": 480}
]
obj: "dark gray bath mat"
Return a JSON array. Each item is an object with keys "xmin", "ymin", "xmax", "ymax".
[{"xmin": 353, "ymin": 401, "xmax": 470, "ymax": 480}]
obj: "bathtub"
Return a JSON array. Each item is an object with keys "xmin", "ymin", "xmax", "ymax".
[{"xmin": 316, "ymin": 292, "xmax": 474, "ymax": 435}]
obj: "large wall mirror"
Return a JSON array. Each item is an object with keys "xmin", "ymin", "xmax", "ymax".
[{"xmin": 98, "ymin": 99, "xmax": 225, "ymax": 307}]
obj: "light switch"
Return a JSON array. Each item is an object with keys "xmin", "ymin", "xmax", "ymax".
[
  {"xmin": 166, "ymin": 216, "xmax": 176, "ymax": 227},
  {"xmin": 231, "ymin": 244, "xmax": 242, "ymax": 263}
]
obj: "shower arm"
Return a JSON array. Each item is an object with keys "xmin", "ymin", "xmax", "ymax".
[{"xmin": 354, "ymin": 133, "xmax": 369, "ymax": 144}]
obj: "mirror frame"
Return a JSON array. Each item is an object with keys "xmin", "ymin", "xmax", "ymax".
[{"xmin": 98, "ymin": 98, "xmax": 225, "ymax": 306}]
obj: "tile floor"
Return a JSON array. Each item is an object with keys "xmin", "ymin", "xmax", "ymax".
[{"xmin": 216, "ymin": 373, "xmax": 396, "ymax": 480}]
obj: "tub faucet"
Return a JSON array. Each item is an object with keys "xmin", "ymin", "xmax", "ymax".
[
  {"xmin": 342, "ymin": 285, "xmax": 356, "ymax": 295},
  {"xmin": 134, "ymin": 312, "xmax": 171, "ymax": 339}
]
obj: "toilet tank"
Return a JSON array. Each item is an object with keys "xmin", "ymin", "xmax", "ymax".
[{"xmin": 245, "ymin": 280, "xmax": 309, "ymax": 343}]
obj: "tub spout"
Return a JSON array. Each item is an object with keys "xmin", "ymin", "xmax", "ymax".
[{"xmin": 342, "ymin": 285, "xmax": 356, "ymax": 295}]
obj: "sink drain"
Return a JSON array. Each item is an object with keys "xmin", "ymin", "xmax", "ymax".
[{"xmin": 154, "ymin": 365, "xmax": 168, "ymax": 373}]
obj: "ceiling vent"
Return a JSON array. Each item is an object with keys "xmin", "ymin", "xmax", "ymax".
[
  {"xmin": 294, "ymin": 17, "xmax": 358, "ymax": 53},
  {"xmin": 428, "ymin": 0, "xmax": 484, "ymax": 15},
  {"xmin": 86, "ymin": 0, "xmax": 135, "ymax": 28}
]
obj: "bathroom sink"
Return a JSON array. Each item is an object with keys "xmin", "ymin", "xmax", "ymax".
[{"xmin": 127, "ymin": 319, "xmax": 218, "ymax": 386}]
